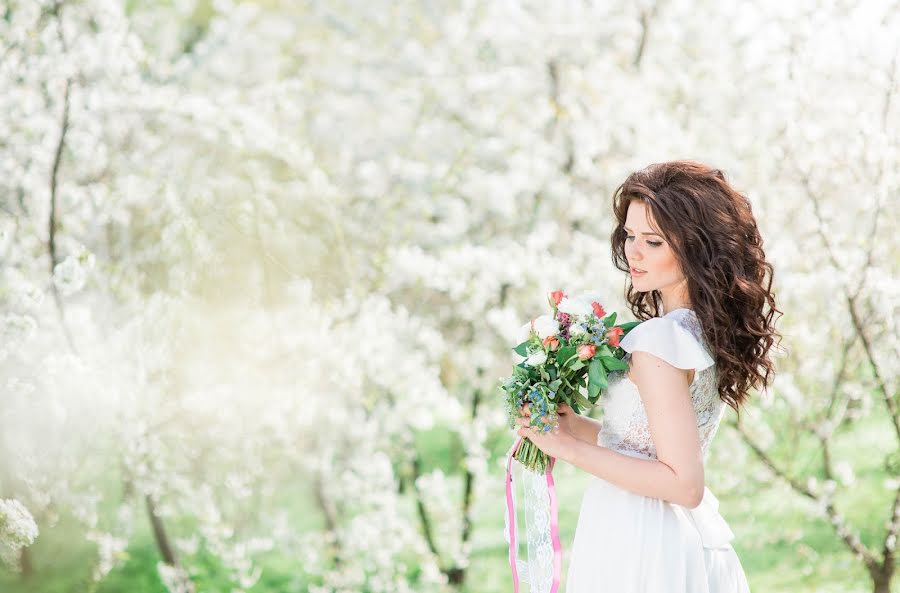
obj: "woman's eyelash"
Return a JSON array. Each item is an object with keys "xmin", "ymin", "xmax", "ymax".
[{"xmin": 624, "ymin": 235, "xmax": 663, "ymax": 247}]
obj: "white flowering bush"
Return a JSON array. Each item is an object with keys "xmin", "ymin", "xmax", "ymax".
[
  {"xmin": 0, "ymin": 0, "xmax": 897, "ymax": 592},
  {"xmin": 0, "ymin": 500, "xmax": 39, "ymax": 573}
]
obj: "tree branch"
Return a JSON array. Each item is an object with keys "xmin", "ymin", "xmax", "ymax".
[
  {"xmin": 633, "ymin": 2, "xmax": 664, "ymax": 70},
  {"xmin": 410, "ymin": 453, "xmax": 443, "ymax": 568},
  {"xmin": 795, "ymin": 170, "xmax": 899, "ymax": 444},
  {"xmin": 312, "ymin": 474, "xmax": 343, "ymax": 569},
  {"xmin": 881, "ymin": 481, "xmax": 900, "ymax": 571},
  {"xmin": 735, "ymin": 419, "xmax": 879, "ymax": 571},
  {"xmin": 46, "ymin": 2, "xmax": 78, "ymax": 353}
]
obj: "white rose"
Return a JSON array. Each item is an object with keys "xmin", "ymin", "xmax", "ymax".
[
  {"xmin": 525, "ymin": 350, "xmax": 547, "ymax": 366},
  {"xmin": 557, "ymin": 296, "xmax": 593, "ymax": 317},
  {"xmin": 568, "ymin": 323, "xmax": 586, "ymax": 336},
  {"xmin": 516, "ymin": 321, "xmax": 533, "ymax": 343},
  {"xmin": 576, "ymin": 290, "xmax": 605, "ymax": 304},
  {"xmin": 531, "ymin": 315, "xmax": 559, "ymax": 340}
]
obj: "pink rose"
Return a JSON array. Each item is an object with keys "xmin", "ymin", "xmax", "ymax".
[
  {"xmin": 577, "ymin": 344, "xmax": 596, "ymax": 360},
  {"xmin": 607, "ymin": 326, "xmax": 624, "ymax": 348},
  {"xmin": 548, "ymin": 290, "xmax": 566, "ymax": 308}
]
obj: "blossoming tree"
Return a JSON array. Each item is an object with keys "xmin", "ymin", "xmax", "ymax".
[{"xmin": 1, "ymin": 1, "xmax": 897, "ymax": 593}]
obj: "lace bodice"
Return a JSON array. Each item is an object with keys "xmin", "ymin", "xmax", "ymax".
[{"xmin": 597, "ymin": 308, "xmax": 725, "ymax": 461}]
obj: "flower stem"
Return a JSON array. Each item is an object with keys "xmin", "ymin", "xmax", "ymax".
[{"xmin": 513, "ymin": 438, "xmax": 550, "ymax": 473}]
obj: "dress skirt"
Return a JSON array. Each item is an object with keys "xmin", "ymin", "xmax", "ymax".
[{"xmin": 565, "ymin": 451, "xmax": 751, "ymax": 593}]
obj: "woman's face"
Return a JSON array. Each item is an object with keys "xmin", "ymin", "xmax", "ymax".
[{"xmin": 623, "ymin": 200, "xmax": 686, "ymax": 295}]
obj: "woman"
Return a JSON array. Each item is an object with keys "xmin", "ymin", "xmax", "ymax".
[{"xmin": 516, "ymin": 160, "xmax": 781, "ymax": 592}]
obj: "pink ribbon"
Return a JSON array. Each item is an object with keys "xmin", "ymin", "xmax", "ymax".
[{"xmin": 506, "ymin": 435, "xmax": 563, "ymax": 593}]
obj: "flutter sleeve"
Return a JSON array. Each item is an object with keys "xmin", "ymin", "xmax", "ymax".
[{"xmin": 619, "ymin": 317, "xmax": 715, "ymax": 371}]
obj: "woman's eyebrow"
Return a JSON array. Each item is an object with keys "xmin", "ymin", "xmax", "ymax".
[{"xmin": 623, "ymin": 225, "xmax": 661, "ymax": 236}]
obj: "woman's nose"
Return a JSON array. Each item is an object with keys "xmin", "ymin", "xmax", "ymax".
[{"xmin": 626, "ymin": 243, "xmax": 642, "ymax": 260}]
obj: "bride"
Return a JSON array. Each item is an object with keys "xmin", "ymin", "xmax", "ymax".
[{"xmin": 516, "ymin": 160, "xmax": 781, "ymax": 592}]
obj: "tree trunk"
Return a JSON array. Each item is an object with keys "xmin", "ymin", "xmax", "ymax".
[
  {"xmin": 18, "ymin": 546, "xmax": 33, "ymax": 577},
  {"xmin": 145, "ymin": 494, "xmax": 178, "ymax": 566},
  {"xmin": 871, "ymin": 559, "xmax": 895, "ymax": 593}
]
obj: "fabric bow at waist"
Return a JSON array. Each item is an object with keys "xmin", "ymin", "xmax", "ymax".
[
  {"xmin": 609, "ymin": 448, "xmax": 735, "ymax": 550},
  {"xmin": 683, "ymin": 486, "xmax": 735, "ymax": 549}
]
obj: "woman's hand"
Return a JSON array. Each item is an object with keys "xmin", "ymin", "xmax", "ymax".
[
  {"xmin": 553, "ymin": 402, "xmax": 580, "ymax": 434},
  {"xmin": 515, "ymin": 402, "xmax": 578, "ymax": 461},
  {"xmin": 516, "ymin": 401, "xmax": 578, "ymax": 432}
]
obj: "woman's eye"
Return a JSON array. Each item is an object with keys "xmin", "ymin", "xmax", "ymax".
[{"xmin": 625, "ymin": 235, "xmax": 662, "ymax": 248}]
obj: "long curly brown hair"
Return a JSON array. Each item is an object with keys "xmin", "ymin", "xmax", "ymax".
[{"xmin": 609, "ymin": 160, "xmax": 783, "ymax": 415}]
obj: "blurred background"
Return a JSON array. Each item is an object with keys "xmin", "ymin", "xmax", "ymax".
[{"xmin": 0, "ymin": 0, "xmax": 898, "ymax": 592}]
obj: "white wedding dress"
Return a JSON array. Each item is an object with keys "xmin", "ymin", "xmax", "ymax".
[{"xmin": 565, "ymin": 308, "xmax": 751, "ymax": 592}]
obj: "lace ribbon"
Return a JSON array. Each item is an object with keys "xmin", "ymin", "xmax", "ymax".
[{"xmin": 504, "ymin": 435, "xmax": 563, "ymax": 593}]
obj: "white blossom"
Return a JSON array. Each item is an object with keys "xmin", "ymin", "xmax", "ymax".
[
  {"xmin": 556, "ymin": 296, "xmax": 594, "ymax": 317},
  {"xmin": 525, "ymin": 350, "xmax": 548, "ymax": 367},
  {"xmin": 531, "ymin": 315, "xmax": 560, "ymax": 340},
  {"xmin": 0, "ymin": 499, "xmax": 39, "ymax": 572}
]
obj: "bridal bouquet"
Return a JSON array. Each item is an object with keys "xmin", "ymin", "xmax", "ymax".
[{"xmin": 500, "ymin": 290, "xmax": 639, "ymax": 473}]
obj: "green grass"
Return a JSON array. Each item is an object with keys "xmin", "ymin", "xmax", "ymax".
[{"xmin": 1, "ymin": 412, "xmax": 896, "ymax": 593}]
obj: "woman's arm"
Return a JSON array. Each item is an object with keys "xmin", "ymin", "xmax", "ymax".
[
  {"xmin": 559, "ymin": 350, "xmax": 705, "ymax": 509},
  {"xmin": 569, "ymin": 413, "xmax": 602, "ymax": 445}
]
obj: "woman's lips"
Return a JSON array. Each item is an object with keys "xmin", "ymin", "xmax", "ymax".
[{"xmin": 630, "ymin": 267, "xmax": 647, "ymax": 276}]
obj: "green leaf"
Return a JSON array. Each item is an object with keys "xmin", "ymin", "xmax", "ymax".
[
  {"xmin": 603, "ymin": 312, "xmax": 618, "ymax": 327},
  {"xmin": 556, "ymin": 346, "xmax": 577, "ymax": 367},
  {"xmin": 619, "ymin": 321, "xmax": 641, "ymax": 333},
  {"xmin": 575, "ymin": 390, "xmax": 597, "ymax": 409},
  {"xmin": 569, "ymin": 359, "xmax": 585, "ymax": 371},
  {"xmin": 513, "ymin": 340, "xmax": 531, "ymax": 356},
  {"xmin": 560, "ymin": 374, "xmax": 578, "ymax": 393},
  {"xmin": 600, "ymin": 356, "xmax": 629, "ymax": 371},
  {"xmin": 597, "ymin": 345, "xmax": 614, "ymax": 358},
  {"xmin": 588, "ymin": 358, "xmax": 608, "ymax": 390}
]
